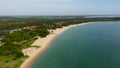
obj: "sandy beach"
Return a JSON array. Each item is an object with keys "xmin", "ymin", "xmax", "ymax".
[{"xmin": 20, "ymin": 23, "xmax": 91, "ymax": 68}]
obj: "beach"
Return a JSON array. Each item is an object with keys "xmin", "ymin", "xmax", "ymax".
[{"xmin": 20, "ymin": 23, "xmax": 90, "ymax": 68}]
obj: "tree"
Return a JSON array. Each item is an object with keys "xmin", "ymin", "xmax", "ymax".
[
  {"xmin": 39, "ymin": 29, "xmax": 50, "ymax": 37},
  {"xmin": 15, "ymin": 52, "xmax": 23, "ymax": 58}
]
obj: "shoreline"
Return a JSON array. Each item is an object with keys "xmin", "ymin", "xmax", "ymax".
[{"xmin": 20, "ymin": 22, "xmax": 92, "ymax": 68}]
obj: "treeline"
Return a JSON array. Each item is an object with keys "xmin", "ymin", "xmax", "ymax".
[{"xmin": 1, "ymin": 17, "xmax": 120, "ymax": 31}]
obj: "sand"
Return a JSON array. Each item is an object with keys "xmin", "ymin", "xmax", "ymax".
[{"xmin": 20, "ymin": 23, "xmax": 92, "ymax": 68}]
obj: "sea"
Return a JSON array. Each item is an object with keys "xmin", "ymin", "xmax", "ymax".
[{"xmin": 31, "ymin": 21, "xmax": 120, "ymax": 68}]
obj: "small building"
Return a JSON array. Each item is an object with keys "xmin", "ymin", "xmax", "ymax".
[
  {"xmin": 0, "ymin": 41, "xmax": 5, "ymax": 46},
  {"xmin": 26, "ymin": 26, "xmax": 37, "ymax": 30},
  {"xmin": 54, "ymin": 22, "xmax": 63, "ymax": 26},
  {"xmin": 18, "ymin": 28, "xmax": 22, "ymax": 31},
  {"xmin": 73, "ymin": 20, "xmax": 80, "ymax": 23},
  {"xmin": 0, "ymin": 35, "xmax": 5, "ymax": 40},
  {"xmin": 2, "ymin": 29, "xmax": 10, "ymax": 33},
  {"xmin": 23, "ymin": 27, "xmax": 26, "ymax": 29},
  {"xmin": 10, "ymin": 30, "xmax": 15, "ymax": 34}
]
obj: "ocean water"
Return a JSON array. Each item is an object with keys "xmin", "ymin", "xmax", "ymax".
[{"xmin": 31, "ymin": 21, "xmax": 120, "ymax": 68}]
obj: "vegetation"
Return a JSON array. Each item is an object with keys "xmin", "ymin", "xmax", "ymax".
[{"xmin": 0, "ymin": 16, "xmax": 120, "ymax": 68}]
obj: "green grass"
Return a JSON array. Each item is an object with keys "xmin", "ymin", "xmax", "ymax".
[
  {"xmin": 0, "ymin": 56, "xmax": 28, "ymax": 68},
  {"xmin": 21, "ymin": 39, "xmax": 34, "ymax": 49},
  {"xmin": 30, "ymin": 46, "xmax": 41, "ymax": 48},
  {"xmin": 0, "ymin": 39, "xmax": 41, "ymax": 68}
]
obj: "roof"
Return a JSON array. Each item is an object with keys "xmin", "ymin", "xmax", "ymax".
[
  {"xmin": 54, "ymin": 22, "xmax": 63, "ymax": 25},
  {"xmin": 0, "ymin": 42, "xmax": 5, "ymax": 44},
  {"xmin": 0, "ymin": 35, "xmax": 5, "ymax": 38},
  {"xmin": 2, "ymin": 30, "xmax": 10, "ymax": 32}
]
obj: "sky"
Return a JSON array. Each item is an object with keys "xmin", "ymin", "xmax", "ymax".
[{"xmin": 0, "ymin": 0, "xmax": 120, "ymax": 16}]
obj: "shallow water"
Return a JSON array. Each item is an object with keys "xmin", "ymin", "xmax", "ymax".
[{"xmin": 32, "ymin": 21, "xmax": 120, "ymax": 68}]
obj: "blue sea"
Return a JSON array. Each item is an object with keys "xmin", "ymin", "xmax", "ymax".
[{"xmin": 32, "ymin": 21, "xmax": 120, "ymax": 68}]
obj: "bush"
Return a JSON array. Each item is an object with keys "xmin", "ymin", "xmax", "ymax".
[{"xmin": 15, "ymin": 52, "xmax": 24, "ymax": 58}]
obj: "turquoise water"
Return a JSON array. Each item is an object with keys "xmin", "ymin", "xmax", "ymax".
[{"xmin": 31, "ymin": 21, "xmax": 120, "ymax": 68}]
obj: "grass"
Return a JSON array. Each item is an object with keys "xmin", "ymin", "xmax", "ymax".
[
  {"xmin": 30, "ymin": 46, "xmax": 41, "ymax": 48},
  {"xmin": 0, "ymin": 56, "xmax": 28, "ymax": 68},
  {"xmin": 0, "ymin": 39, "xmax": 41, "ymax": 68},
  {"xmin": 21, "ymin": 39, "xmax": 34, "ymax": 49}
]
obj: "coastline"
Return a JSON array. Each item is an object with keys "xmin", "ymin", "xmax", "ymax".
[{"xmin": 20, "ymin": 22, "xmax": 92, "ymax": 68}]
